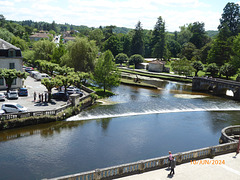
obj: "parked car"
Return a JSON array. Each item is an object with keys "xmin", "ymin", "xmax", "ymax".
[
  {"xmin": 67, "ymin": 87, "xmax": 83, "ymax": 97},
  {"xmin": 1, "ymin": 103, "xmax": 28, "ymax": 113},
  {"xmin": 0, "ymin": 109, "xmax": 5, "ymax": 115},
  {"xmin": 29, "ymin": 71, "xmax": 40, "ymax": 78},
  {"xmin": 35, "ymin": 73, "xmax": 51, "ymax": 81},
  {"xmin": 25, "ymin": 67, "xmax": 34, "ymax": 72},
  {"xmin": 0, "ymin": 93, "xmax": 6, "ymax": 101},
  {"xmin": 52, "ymin": 92, "xmax": 69, "ymax": 101},
  {"xmin": 18, "ymin": 88, "xmax": 28, "ymax": 96},
  {"xmin": 7, "ymin": 90, "xmax": 18, "ymax": 99}
]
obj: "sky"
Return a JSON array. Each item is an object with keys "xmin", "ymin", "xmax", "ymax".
[{"xmin": 0, "ymin": 0, "xmax": 240, "ymax": 32}]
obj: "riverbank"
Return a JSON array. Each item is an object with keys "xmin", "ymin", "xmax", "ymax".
[
  {"xmin": 119, "ymin": 67, "xmax": 192, "ymax": 83},
  {"xmin": 120, "ymin": 78, "xmax": 158, "ymax": 89}
]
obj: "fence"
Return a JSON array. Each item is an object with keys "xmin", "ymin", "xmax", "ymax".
[{"xmin": 45, "ymin": 141, "xmax": 238, "ymax": 180}]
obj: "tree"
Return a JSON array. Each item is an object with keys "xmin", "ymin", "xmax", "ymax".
[
  {"xmin": 63, "ymin": 37, "xmax": 98, "ymax": 72},
  {"xmin": 167, "ymin": 39, "xmax": 181, "ymax": 58},
  {"xmin": 103, "ymin": 35, "xmax": 121, "ymax": 57},
  {"xmin": 191, "ymin": 61, "xmax": 204, "ymax": 76},
  {"xmin": 129, "ymin": 54, "xmax": 144, "ymax": 69},
  {"xmin": 11, "ymin": 36, "xmax": 28, "ymax": 51},
  {"xmin": 41, "ymin": 78, "xmax": 56, "ymax": 102},
  {"xmin": 177, "ymin": 25, "xmax": 193, "ymax": 46},
  {"xmin": 115, "ymin": 53, "xmax": 128, "ymax": 65},
  {"xmin": 219, "ymin": 63, "xmax": 237, "ymax": 79},
  {"xmin": 181, "ymin": 42, "xmax": 196, "ymax": 60},
  {"xmin": 89, "ymin": 28, "xmax": 104, "ymax": 47},
  {"xmin": 94, "ymin": 50, "xmax": 120, "ymax": 92},
  {"xmin": 171, "ymin": 58, "xmax": 195, "ymax": 77},
  {"xmin": 0, "ymin": 69, "xmax": 27, "ymax": 92},
  {"xmin": 188, "ymin": 22, "xmax": 209, "ymax": 49},
  {"xmin": 218, "ymin": 2, "xmax": 240, "ymax": 37},
  {"xmin": 152, "ymin": 16, "xmax": 166, "ymax": 59},
  {"xmin": 131, "ymin": 21, "xmax": 144, "ymax": 56},
  {"xmin": 33, "ymin": 39, "xmax": 55, "ymax": 61},
  {"xmin": 206, "ymin": 63, "xmax": 219, "ymax": 77},
  {"xmin": 0, "ymin": 28, "xmax": 14, "ymax": 42}
]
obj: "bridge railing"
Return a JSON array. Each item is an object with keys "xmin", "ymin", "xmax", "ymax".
[
  {"xmin": 45, "ymin": 141, "xmax": 238, "ymax": 180},
  {"xmin": 193, "ymin": 77, "xmax": 240, "ymax": 86}
]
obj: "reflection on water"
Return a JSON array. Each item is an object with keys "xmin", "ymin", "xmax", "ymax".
[{"xmin": 0, "ymin": 80, "xmax": 240, "ymax": 180}]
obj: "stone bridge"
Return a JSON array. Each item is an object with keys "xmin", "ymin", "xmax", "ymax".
[{"xmin": 192, "ymin": 77, "xmax": 240, "ymax": 100}]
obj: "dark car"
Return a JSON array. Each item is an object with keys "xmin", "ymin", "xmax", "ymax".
[
  {"xmin": 18, "ymin": 88, "xmax": 28, "ymax": 96},
  {"xmin": 52, "ymin": 92, "xmax": 69, "ymax": 101},
  {"xmin": 25, "ymin": 67, "xmax": 34, "ymax": 73}
]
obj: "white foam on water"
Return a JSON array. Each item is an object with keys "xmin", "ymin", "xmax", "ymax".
[{"xmin": 66, "ymin": 107, "xmax": 240, "ymax": 121}]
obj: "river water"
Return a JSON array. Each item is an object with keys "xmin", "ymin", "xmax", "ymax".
[{"xmin": 0, "ymin": 79, "xmax": 240, "ymax": 179}]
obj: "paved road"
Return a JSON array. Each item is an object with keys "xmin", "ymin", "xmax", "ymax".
[
  {"xmin": 116, "ymin": 152, "xmax": 240, "ymax": 180},
  {"xmin": 0, "ymin": 76, "xmax": 67, "ymax": 111}
]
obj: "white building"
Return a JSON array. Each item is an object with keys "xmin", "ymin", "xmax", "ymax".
[{"xmin": 0, "ymin": 38, "xmax": 23, "ymax": 90}]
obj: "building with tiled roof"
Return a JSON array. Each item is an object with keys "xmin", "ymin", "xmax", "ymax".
[
  {"xmin": 29, "ymin": 33, "xmax": 51, "ymax": 41},
  {"xmin": 148, "ymin": 60, "xmax": 166, "ymax": 72},
  {"xmin": 0, "ymin": 38, "xmax": 23, "ymax": 90}
]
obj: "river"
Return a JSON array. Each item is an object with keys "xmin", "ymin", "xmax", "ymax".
[{"xmin": 0, "ymin": 79, "xmax": 240, "ymax": 179}]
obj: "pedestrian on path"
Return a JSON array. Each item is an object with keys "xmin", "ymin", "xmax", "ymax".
[
  {"xmin": 169, "ymin": 156, "xmax": 176, "ymax": 176},
  {"xmin": 33, "ymin": 91, "xmax": 36, "ymax": 102},
  {"xmin": 168, "ymin": 151, "xmax": 173, "ymax": 168}
]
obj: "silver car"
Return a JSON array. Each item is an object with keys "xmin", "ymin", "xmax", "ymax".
[{"xmin": 1, "ymin": 103, "xmax": 28, "ymax": 113}]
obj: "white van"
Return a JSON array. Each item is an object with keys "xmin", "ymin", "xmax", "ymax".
[{"xmin": 35, "ymin": 73, "xmax": 50, "ymax": 81}]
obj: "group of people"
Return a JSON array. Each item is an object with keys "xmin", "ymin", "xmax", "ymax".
[
  {"xmin": 168, "ymin": 151, "xmax": 176, "ymax": 176},
  {"xmin": 33, "ymin": 91, "xmax": 48, "ymax": 103}
]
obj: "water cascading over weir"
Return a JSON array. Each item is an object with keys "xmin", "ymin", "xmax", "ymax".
[{"xmin": 192, "ymin": 77, "xmax": 240, "ymax": 100}]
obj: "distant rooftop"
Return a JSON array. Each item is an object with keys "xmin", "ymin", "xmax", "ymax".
[{"xmin": 0, "ymin": 38, "xmax": 20, "ymax": 50}]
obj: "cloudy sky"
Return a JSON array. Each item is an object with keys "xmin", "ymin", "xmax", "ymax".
[{"xmin": 0, "ymin": 0, "xmax": 239, "ymax": 32}]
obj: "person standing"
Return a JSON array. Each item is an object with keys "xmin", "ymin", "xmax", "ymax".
[
  {"xmin": 168, "ymin": 151, "xmax": 173, "ymax": 168},
  {"xmin": 169, "ymin": 156, "xmax": 176, "ymax": 176},
  {"xmin": 33, "ymin": 92, "xmax": 36, "ymax": 102}
]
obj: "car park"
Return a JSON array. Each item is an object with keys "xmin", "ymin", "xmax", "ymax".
[
  {"xmin": 1, "ymin": 103, "xmax": 28, "ymax": 113},
  {"xmin": 52, "ymin": 92, "xmax": 69, "ymax": 101},
  {"xmin": 18, "ymin": 88, "xmax": 28, "ymax": 96},
  {"xmin": 7, "ymin": 90, "xmax": 18, "ymax": 99}
]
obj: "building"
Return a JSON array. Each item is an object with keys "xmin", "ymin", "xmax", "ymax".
[
  {"xmin": 148, "ymin": 60, "xmax": 166, "ymax": 72},
  {"xmin": 29, "ymin": 33, "xmax": 51, "ymax": 41},
  {"xmin": 0, "ymin": 38, "xmax": 23, "ymax": 90}
]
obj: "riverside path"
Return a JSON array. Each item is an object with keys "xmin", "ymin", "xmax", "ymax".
[{"xmin": 116, "ymin": 152, "xmax": 240, "ymax": 180}]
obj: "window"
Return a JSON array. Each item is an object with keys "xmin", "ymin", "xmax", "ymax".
[
  {"xmin": 0, "ymin": 78, "xmax": 4, "ymax": 85},
  {"xmin": 9, "ymin": 63, "xmax": 15, "ymax": 69},
  {"xmin": 12, "ymin": 78, "xmax": 16, "ymax": 85},
  {"xmin": 8, "ymin": 49, "xmax": 15, "ymax": 57}
]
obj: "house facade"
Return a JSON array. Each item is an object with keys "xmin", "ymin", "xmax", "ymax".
[
  {"xmin": 0, "ymin": 38, "xmax": 23, "ymax": 90},
  {"xmin": 29, "ymin": 33, "xmax": 50, "ymax": 41},
  {"xmin": 148, "ymin": 60, "xmax": 166, "ymax": 72}
]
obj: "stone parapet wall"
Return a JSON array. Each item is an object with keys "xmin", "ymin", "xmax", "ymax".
[{"xmin": 46, "ymin": 142, "xmax": 238, "ymax": 180}]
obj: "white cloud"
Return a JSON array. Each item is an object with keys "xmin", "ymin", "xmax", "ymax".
[
  {"xmin": 0, "ymin": 1, "xmax": 14, "ymax": 6},
  {"xmin": 0, "ymin": 0, "xmax": 221, "ymax": 31}
]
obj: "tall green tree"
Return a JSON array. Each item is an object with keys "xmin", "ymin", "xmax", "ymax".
[
  {"xmin": 33, "ymin": 39, "xmax": 55, "ymax": 61},
  {"xmin": 62, "ymin": 37, "xmax": 98, "ymax": 72},
  {"xmin": 177, "ymin": 25, "xmax": 193, "ymax": 46},
  {"xmin": 94, "ymin": 50, "xmax": 120, "ymax": 92},
  {"xmin": 181, "ymin": 42, "xmax": 196, "ymax": 60},
  {"xmin": 152, "ymin": 16, "xmax": 166, "ymax": 59},
  {"xmin": 218, "ymin": 2, "xmax": 240, "ymax": 37},
  {"xmin": 103, "ymin": 35, "xmax": 121, "ymax": 57},
  {"xmin": 188, "ymin": 22, "xmax": 209, "ymax": 49},
  {"xmin": 131, "ymin": 21, "xmax": 144, "ymax": 56}
]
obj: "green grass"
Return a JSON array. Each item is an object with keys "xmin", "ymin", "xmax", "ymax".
[
  {"xmin": 120, "ymin": 78, "xmax": 158, "ymax": 89},
  {"xmin": 85, "ymin": 84, "xmax": 115, "ymax": 98},
  {"xmin": 119, "ymin": 68, "xmax": 192, "ymax": 83}
]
